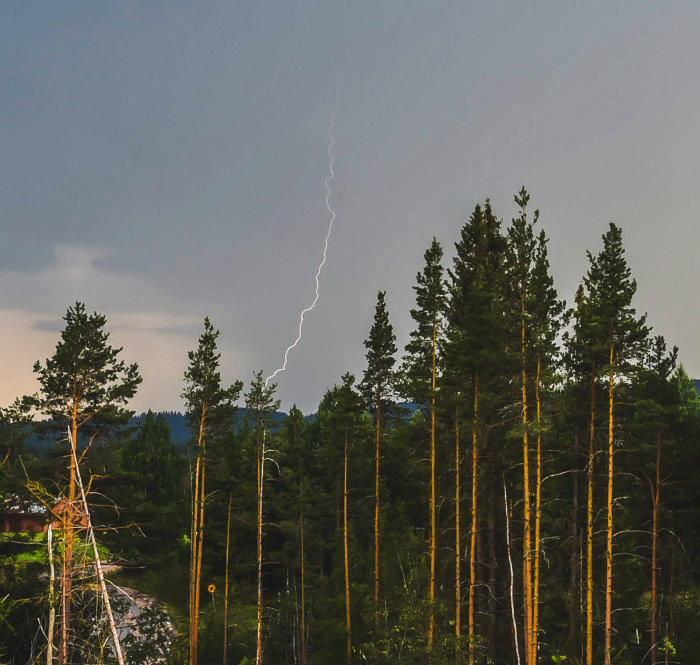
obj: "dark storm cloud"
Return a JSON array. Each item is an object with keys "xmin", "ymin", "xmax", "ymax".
[{"xmin": 2, "ymin": 1, "xmax": 700, "ymax": 413}]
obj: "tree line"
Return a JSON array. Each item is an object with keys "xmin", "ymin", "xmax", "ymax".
[{"xmin": 2, "ymin": 189, "xmax": 700, "ymax": 665}]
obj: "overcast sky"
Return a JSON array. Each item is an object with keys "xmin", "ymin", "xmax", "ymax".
[{"xmin": 2, "ymin": 2, "xmax": 700, "ymax": 414}]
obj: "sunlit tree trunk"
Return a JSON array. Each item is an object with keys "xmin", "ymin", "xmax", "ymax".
[
  {"xmin": 190, "ymin": 406, "xmax": 207, "ymax": 665},
  {"xmin": 521, "ymin": 306, "xmax": 533, "ymax": 665},
  {"xmin": 59, "ymin": 414, "xmax": 79, "ymax": 665},
  {"xmin": 195, "ymin": 448, "xmax": 206, "ymax": 665},
  {"xmin": 429, "ymin": 321, "xmax": 437, "ymax": 649},
  {"xmin": 469, "ymin": 372, "xmax": 479, "ymax": 665},
  {"xmin": 374, "ymin": 390, "xmax": 382, "ymax": 631},
  {"xmin": 605, "ymin": 347, "xmax": 614, "ymax": 665},
  {"xmin": 533, "ymin": 353, "xmax": 543, "ymax": 665}
]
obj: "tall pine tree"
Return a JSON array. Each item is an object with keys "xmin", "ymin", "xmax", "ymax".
[
  {"xmin": 183, "ymin": 318, "xmax": 242, "ymax": 665},
  {"xmin": 399, "ymin": 238, "xmax": 446, "ymax": 648},
  {"xmin": 359, "ymin": 290, "xmax": 397, "ymax": 631}
]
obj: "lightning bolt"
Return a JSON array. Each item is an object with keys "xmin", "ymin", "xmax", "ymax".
[{"xmin": 266, "ymin": 88, "xmax": 340, "ymax": 385}]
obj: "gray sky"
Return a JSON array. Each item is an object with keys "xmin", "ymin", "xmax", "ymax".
[{"xmin": 3, "ymin": 1, "xmax": 700, "ymax": 414}]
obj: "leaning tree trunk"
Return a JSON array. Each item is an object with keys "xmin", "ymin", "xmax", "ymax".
[{"xmin": 68, "ymin": 429, "xmax": 125, "ymax": 665}]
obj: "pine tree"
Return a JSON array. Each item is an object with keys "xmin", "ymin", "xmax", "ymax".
[
  {"xmin": 359, "ymin": 290, "xmax": 397, "ymax": 630},
  {"xmin": 586, "ymin": 224, "xmax": 648, "ymax": 664},
  {"xmin": 526, "ymin": 228, "xmax": 564, "ymax": 662},
  {"xmin": 32, "ymin": 301, "xmax": 141, "ymax": 665},
  {"xmin": 447, "ymin": 201, "xmax": 508, "ymax": 664},
  {"xmin": 183, "ymin": 318, "xmax": 242, "ymax": 665},
  {"xmin": 506, "ymin": 188, "xmax": 538, "ymax": 665},
  {"xmin": 245, "ymin": 371, "xmax": 280, "ymax": 665},
  {"xmin": 568, "ymin": 224, "xmax": 648, "ymax": 664},
  {"xmin": 399, "ymin": 238, "xmax": 446, "ymax": 648}
]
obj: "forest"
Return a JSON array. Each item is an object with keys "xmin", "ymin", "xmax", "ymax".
[{"xmin": 2, "ymin": 189, "xmax": 700, "ymax": 665}]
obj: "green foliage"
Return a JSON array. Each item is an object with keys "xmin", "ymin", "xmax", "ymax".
[
  {"xmin": 359, "ymin": 290, "xmax": 397, "ymax": 411},
  {"xmin": 183, "ymin": 317, "xmax": 243, "ymax": 438},
  {"xmin": 122, "ymin": 411, "xmax": 182, "ymax": 505},
  {"xmin": 32, "ymin": 301, "xmax": 142, "ymax": 430},
  {"xmin": 399, "ymin": 238, "xmax": 446, "ymax": 405},
  {"xmin": 4, "ymin": 197, "xmax": 700, "ymax": 665}
]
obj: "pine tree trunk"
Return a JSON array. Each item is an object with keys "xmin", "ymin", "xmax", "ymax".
[
  {"xmin": 605, "ymin": 347, "xmax": 614, "ymax": 665},
  {"xmin": 533, "ymin": 352, "xmax": 543, "ymax": 665},
  {"xmin": 47, "ymin": 524, "xmax": 56, "ymax": 665},
  {"xmin": 374, "ymin": 387, "xmax": 382, "ymax": 631},
  {"xmin": 190, "ymin": 450, "xmax": 201, "ymax": 665},
  {"xmin": 469, "ymin": 372, "xmax": 479, "ymax": 665},
  {"xmin": 223, "ymin": 494, "xmax": 232, "ymax": 665},
  {"xmin": 429, "ymin": 321, "xmax": 437, "ymax": 649},
  {"xmin": 257, "ymin": 429, "xmax": 266, "ymax": 665},
  {"xmin": 650, "ymin": 431, "xmax": 661, "ymax": 665},
  {"xmin": 59, "ymin": 416, "xmax": 79, "ymax": 665},
  {"xmin": 195, "ymin": 443, "xmax": 206, "ymax": 665},
  {"xmin": 521, "ymin": 310, "xmax": 533, "ymax": 665},
  {"xmin": 344, "ymin": 426, "xmax": 352, "ymax": 665},
  {"xmin": 190, "ymin": 407, "xmax": 207, "ymax": 665},
  {"xmin": 455, "ymin": 407, "xmax": 462, "ymax": 639},
  {"xmin": 586, "ymin": 362, "xmax": 596, "ymax": 665}
]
